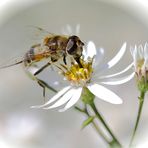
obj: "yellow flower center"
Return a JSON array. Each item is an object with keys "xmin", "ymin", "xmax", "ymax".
[{"xmin": 63, "ymin": 59, "xmax": 93, "ymax": 86}]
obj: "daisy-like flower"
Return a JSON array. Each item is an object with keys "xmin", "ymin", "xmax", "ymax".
[
  {"xmin": 130, "ymin": 43, "xmax": 148, "ymax": 92},
  {"xmin": 31, "ymin": 41, "xmax": 134, "ymax": 111},
  {"xmin": 131, "ymin": 43, "xmax": 148, "ymax": 80},
  {"xmin": 129, "ymin": 44, "xmax": 148, "ymax": 148}
]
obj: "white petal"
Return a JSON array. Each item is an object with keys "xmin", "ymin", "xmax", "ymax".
[
  {"xmin": 61, "ymin": 24, "xmax": 72, "ymax": 35},
  {"xmin": 131, "ymin": 45, "xmax": 137, "ymax": 59},
  {"xmin": 99, "ymin": 62, "xmax": 133, "ymax": 79},
  {"xmin": 138, "ymin": 45, "xmax": 144, "ymax": 59},
  {"xmin": 100, "ymin": 72, "xmax": 135, "ymax": 85},
  {"xmin": 44, "ymin": 89, "xmax": 75, "ymax": 109},
  {"xmin": 132, "ymin": 46, "xmax": 138, "ymax": 68},
  {"xmin": 97, "ymin": 43, "xmax": 127, "ymax": 72},
  {"xmin": 87, "ymin": 84, "xmax": 122, "ymax": 104},
  {"xmin": 76, "ymin": 24, "xmax": 80, "ymax": 36},
  {"xmin": 59, "ymin": 87, "xmax": 82, "ymax": 112},
  {"xmin": 130, "ymin": 46, "xmax": 134, "ymax": 56},
  {"xmin": 93, "ymin": 48, "xmax": 104, "ymax": 67},
  {"xmin": 82, "ymin": 47, "xmax": 87, "ymax": 57},
  {"xmin": 107, "ymin": 42, "xmax": 127, "ymax": 69},
  {"xmin": 85, "ymin": 41, "xmax": 97, "ymax": 58},
  {"xmin": 144, "ymin": 43, "xmax": 148, "ymax": 69},
  {"xmin": 66, "ymin": 24, "xmax": 72, "ymax": 35},
  {"xmin": 31, "ymin": 86, "xmax": 71, "ymax": 108},
  {"xmin": 144, "ymin": 42, "xmax": 148, "ymax": 60},
  {"xmin": 130, "ymin": 45, "xmax": 137, "ymax": 59}
]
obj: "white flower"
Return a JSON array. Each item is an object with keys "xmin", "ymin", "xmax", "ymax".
[
  {"xmin": 61, "ymin": 24, "xmax": 80, "ymax": 36},
  {"xmin": 31, "ymin": 41, "xmax": 134, "ymax": 111},
  {"xmin": 130, "ymin": 43, "xmax": 148, "ymax": 80}
]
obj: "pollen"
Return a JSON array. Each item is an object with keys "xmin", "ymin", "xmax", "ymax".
[{"xmin": 63, "ymin": 59, "xmax": 93, "ymax": 86}]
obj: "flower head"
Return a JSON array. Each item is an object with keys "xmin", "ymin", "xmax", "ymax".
[
  {"xmin": 32, "ymin": 41, "xmax": 134, "ymax": 111},
  {"xmin": 130, "ymin": 43, "xmax": 148, "ymax": 92},
  {"xmin": 63, "ymin": 58, "xmax": 93, "ymax": 86}
]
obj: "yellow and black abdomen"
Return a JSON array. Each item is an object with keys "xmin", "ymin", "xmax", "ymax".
[{"xmin": 24, "ymin": 44, "xmax": 50, "ymax": 66}]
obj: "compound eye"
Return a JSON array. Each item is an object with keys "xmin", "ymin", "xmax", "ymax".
[{"xmin": 66, "ymin": 39, "xmax": 77, "ymax": 55}]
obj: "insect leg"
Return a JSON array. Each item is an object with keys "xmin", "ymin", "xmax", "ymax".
[
  {"xmin": 37, "ymin": 79, "xmax": 46, "ymax": 98},
  {"xmin": 25, "ymin": 64, "xmax": 57, "ymax": 98},
  {"xmin": 34, "ymin": 62, "xmax": 51, "ymax": 76},
  {"xmin": 75, "ymin": 57, "xmax": 83, "ymax": 68},
  {"xmin": 36, "ymin": 78, "xmax": 57, "ymax": 98},
  {"xmin": 63, "ymin": 55, "xmax": 67, "ymax": 65},
  {"xmin": 33, "ymin": 62, "xmax": 57, "ymax": 97}
]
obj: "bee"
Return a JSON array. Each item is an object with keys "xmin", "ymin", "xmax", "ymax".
[
  {"xmin": 0, "ymin": 27, "xmax": 84, "ymax": 96},
  {"xmin": 27, "ymin": 34, "xmax": 84, "ymax": 75}
]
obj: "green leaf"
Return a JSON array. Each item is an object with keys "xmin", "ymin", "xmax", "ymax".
[{"xmin": 81, "ymin": 116, "xmax": 95, "ymax": 129}]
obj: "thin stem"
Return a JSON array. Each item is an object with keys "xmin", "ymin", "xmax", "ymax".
[
  {"xmin": 84, "ymin": 105, "xmax": 110, "ymax": 144},
  {"xmin": 90, "ymin": 102, "xmax": 122, "ymax": 148},
  {"xmin": 129, "ymin": 91, "xmax": 145, "ymax": 147},
  {"xmin": 80, "ymin": 87, "xmax": 121, "ymax": 147}
]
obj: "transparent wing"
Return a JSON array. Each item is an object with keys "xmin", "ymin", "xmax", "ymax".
[{"xmin": 25, "ymin": 25, "xmax": 55, "ymax": 42}]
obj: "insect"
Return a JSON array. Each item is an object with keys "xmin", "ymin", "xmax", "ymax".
[{"xmin": 0, "ymin": 27, "xmax": 84, "ymax": 96}]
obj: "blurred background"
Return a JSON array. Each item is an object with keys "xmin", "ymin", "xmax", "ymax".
[{"xmin": 0, "ymin": 0, "xmax": 148, "ymax": 147}]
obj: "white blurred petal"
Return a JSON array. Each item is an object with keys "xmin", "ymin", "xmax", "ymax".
[
  {"xmin": 66, "ymin": 24, "xmax": 72, "ymax": 34},
  {"xmin": 100, "ymin": 72, "xmax": 135, "ymax": 85},
  {"xmin": 144, "ymin": 42, "xmax": 148, "ymax": 60},
  {"xmin": 62, "ymin": 24, "xmax": 80, "ymax": 36},
  {"xmin": 144, "ymin": 43, "xmax": 148, "ymax": 69},
  {"xmin": 99, "ymin": 43, "xmax": 127, "ymax": 72},
  {"xmin": 98, "ymin": 62, "xmax": 133, "ymax": 79},
  {"xmin": 130, "ymin": 46, "xmax": 134, "ymax": 56},
  {"xmin": 82, "ymin": 47, "xmax": 87, "ymax": 57},
  {"xmin": 61, "ymin": 24, "xmax": 72, "ymax": 35},
  {"xmin": 76, "ymin": 24, "xmax": 80, "ymax": 35},
  {"xmin": 43, "ymin": 89, "xmax": 75, "ymax": 109},
  {"xmin": 138, "ymin": 45, "xmax": 144, "ymax": 59},
  {"xmin": 107, "ymin": 42, "xmax": 127, "ymax": 69},
  {"xmin": 132, "ymin": 46, "xmax": 138, "ymax": 68},
  {"xmin": 134, "ymin": 45, "xmax": 143, "ymax": 61},
  {"xmin": 130, "ymin": 45, "xmax": 137, "ymax": 66},
  {"xmin": 87, "ymin": 83, "xmax": 122, "ymax": 104},
  {"xmin": 93, "ymin": 48, "xmax": 104, "ymax": 67},
  {"xmin": 60, "ymin": 87, "xmax": 82, "ymax": 112},
  {"xmin": 31, "ymin": 86, "xmax": 71, "ymax": 108},
  {"xmin": 83, "ymin": 41, "xmax": 96, "ymax": 60}
]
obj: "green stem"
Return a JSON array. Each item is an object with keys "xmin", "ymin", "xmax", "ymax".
[
  {"xmin": 84, "ymin": 105, "xmax": 111, "ymax": 145},
  {"xmin": 90, "ymin": 102, "xmax": 122, "ymax": 148},
  {"xmin": 129, "ymin": 91, "xmax": 145, "ymax": 147},
  {"xmin": 81, "ymin": 87, "xmax": 122, "ymax": 147}
]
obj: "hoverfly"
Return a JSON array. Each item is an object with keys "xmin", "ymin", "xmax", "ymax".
[{"xmin": 0, "ymin": 27, "xmax": 84, "ymax": 97}]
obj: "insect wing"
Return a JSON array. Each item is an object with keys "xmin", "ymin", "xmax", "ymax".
[{"xmin": 26, "ymin": 25, "xmax": 55, "ymax": 42}]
